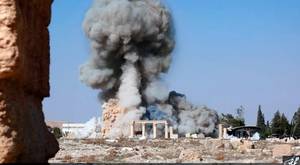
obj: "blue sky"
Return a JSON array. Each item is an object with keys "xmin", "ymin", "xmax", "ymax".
[{"xmin": 44, "ymin": 0, "xmax": 300, "ymax": 124}]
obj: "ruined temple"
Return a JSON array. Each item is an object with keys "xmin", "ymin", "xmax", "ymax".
[{"xmin": 0, "ymin": 0, "xmax": 58, "ymax": 162}]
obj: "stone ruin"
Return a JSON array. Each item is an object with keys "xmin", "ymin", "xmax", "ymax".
[
  {"xmin": 101, "ymin": 99, "xmax": 126, "ymax": 137},
  {"xmin": 129, "ymin": 120, "xmax": 169, "ymax": 139},
  {"xmin": 0, "ymin": 0, "xmax": 58, "ymax": 163}
]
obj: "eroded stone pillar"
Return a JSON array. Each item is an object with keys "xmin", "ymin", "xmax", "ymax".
[
  {"xmin": 153, "ymin": 123, "xmax": 157, "ymax": 138},
  {"xmin": 101, "ymin": 99, "xmax": 126, "ymax": 138},
  {"xmin": 169, "ymin": 126, "xmax": 173, "ymax": 135},
  {"xmin": 165, "ymin": 122, "xmax": 168, "ymax": 139},
  {"xmin": 169, "ymin": 126, "xmax": 178, "ymax": 139},
  {"xmin": 223, "ymin": 128, "xmax": 228, "ymax": 138},
  {"xmin": 130, "ymin": 121, "xmax": 134, "ymax": 138},
  {"xmin": 142, "ymin": 123, "xmax": 146, "ymax": 138},
  {"xmin": 0, "ymin": 0, "xmax": 58, "ymax": 163},
  {"xmin": 218, "ymin": 124, "xmax": 224, "ymax": 139}
]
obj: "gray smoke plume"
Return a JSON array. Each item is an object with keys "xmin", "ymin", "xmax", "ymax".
[
  {"xmin": 81, "ymin": 0, "xmax": 219, "ymax": 137},
  {"xmin": 80, "ymin": 0, "xmax": 174, "ymax": 102},
  {"xmin": 80, "ymin": 0, "xmax": 174, "ymax": 137},
  {"xmin": 147, "ymin": 91, "xmax": 219, "ymax": 136}
]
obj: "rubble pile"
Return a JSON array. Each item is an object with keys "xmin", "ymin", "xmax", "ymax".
[{"xmin": 50, "ymin": 138, "xmax": 300, "ymax": 163}]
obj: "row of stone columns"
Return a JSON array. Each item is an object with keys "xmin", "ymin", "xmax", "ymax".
[{"xmin": 130, "ymin": 120, "xmax": 169, "ymax": 139}]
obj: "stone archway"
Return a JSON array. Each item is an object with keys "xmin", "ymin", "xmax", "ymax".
[{"xmin": 0, "ymin": 0, "xmax": 58, "ymax": 163}]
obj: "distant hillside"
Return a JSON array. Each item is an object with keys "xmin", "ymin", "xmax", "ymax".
[{"xmin": 46, "ymin": 121, "xmax": 65, "ymax": 129}]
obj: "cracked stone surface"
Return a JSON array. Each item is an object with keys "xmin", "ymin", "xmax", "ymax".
[{"xmin": 0, "ymin": 0, "xmax": 58, "ymax": 163}]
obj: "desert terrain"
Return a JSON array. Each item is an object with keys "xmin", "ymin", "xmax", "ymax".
[{"xmin": 50, "ymin": 138, "xmax": 300, "ymax": 163}]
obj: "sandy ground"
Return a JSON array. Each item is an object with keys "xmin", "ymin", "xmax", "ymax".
[{"xmin": 49, "ymin": 138, "xmax": 300, "ymax": 163}]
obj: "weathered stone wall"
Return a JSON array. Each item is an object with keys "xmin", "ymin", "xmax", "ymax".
[
  {"xmin": 101, "ymin": 99, "xmax": 125, "ymax": 137},
  {"xmin": 0, "ymin": 0, "xmax": 58, "ymax": 163}
]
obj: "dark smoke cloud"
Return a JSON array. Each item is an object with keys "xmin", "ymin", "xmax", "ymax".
[{"xmin": 80, "ymin": 0, "xmax": 174, "ymax": 106}]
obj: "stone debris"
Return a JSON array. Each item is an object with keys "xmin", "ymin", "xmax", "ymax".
[
  {"xmin": 267, "ymin": 138, "xmax": 300, "ymax": 143},
  {"xmin": 170, "ymin": 134, "xmax": 179, "ymax": 139},
  {"xmin": 121, "ymin": 147, "xmax": 134, "ymax": 153},
  {"xmin": 49, "ymin": 138, "xmax": 300, "ymax": 163},
  {"xmin": 198, "ymin": 133, "xmax": 205, "ymax": 139},
  {"xmin": 238, "ymin": 140, "xmax": 255, "ymax": 152},
  {"xmin": 179, "ymin": 149, "xmax": 202, "ymax": 162},
  {"xmin": 105, "ymin": 139, "xmax": 118, "ymax": 143},
  {"xmin": 185, "ymin": 133, "xmax": 191, "ymax": 138},
  {"xmin": 191, "ymin": 134, "xmax": 198, "ymax": 139},
  {"xmin": 272, "ymin": 144, "xmax": 292, "ymax": 158},
  {"xmin": 185, "ymin": 133, "xmax": 205, "ymax": 139}
]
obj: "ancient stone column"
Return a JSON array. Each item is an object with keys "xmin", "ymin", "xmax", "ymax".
[
  {"xmin": 165, "ymin": 122, "xmax": 169, "ymax": 138},
  {"xmin": 169, "ymin": 127, "xmax": 178, "ymax": 139},
  {"xmin": 142, "ymin": 123, "xmax": 146, "ymax": 138},
  {"xmin": 153, "ymin": 123, "xmax": 157, "ymax": 138},
  {"xmin": 223, "ymin": 128, "xmax": 228, "ymax": 138},
  {"xmin": 130, "ymin": 121, "xmax": 134, "ymax": 138},
  {"xmin": 218, "ymin": 124, "xmax": 224, "ymax": 139},
  {"xmin": 0, "ymin": 0, "xmax": 58, "ymax": 163},
  {"xmin": 169, "ymin": 126, "xmax": 173, "ymax": 136}
]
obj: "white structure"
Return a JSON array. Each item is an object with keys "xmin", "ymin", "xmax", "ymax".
[
  {"xmin": 61, "ymin": 117, "xmax": 101, "ymax": 139},
  {"xmin": 62, "ymin": 123, "xmax": 85, "ymax": 136}
]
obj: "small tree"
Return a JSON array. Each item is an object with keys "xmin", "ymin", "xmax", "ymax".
[
  {"xmin": 291, "ymin": 107, "xmax": 300, "ymax": 138},
  {"xmin": 271, "ymin": 111, "xmax": 282, "ymax": 136},
  {"xmin": 266, "ymin": 120, "xmax": 270, "ymax": 128},
  {"xmin": 280, "ymin": 113, "xmax": 290, "ymax": 136},
  {"xmin": 264, "ymin": 120, "xmax": 272, "ymax": 137},
  {"xmin": 256, "ymin": 105, "xmax": 267, "ymax": 138},
  {"xmin": 53, "ymin": 127, "xmax": 63, "ymax": 139},
  {"xmin": 256, "ymin": 105, "xmax": 266, "ymax": 129},
  {"xmin": 220, "ymin": 113, "xmax": 245, "ymax": 128},
  {"xmin": 219, "ymin": 106, "xmax": 246, "ymax": 128},
  {"xmin": 271, "ymin": 111, "xmax": 291, "ymax": 137}
]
